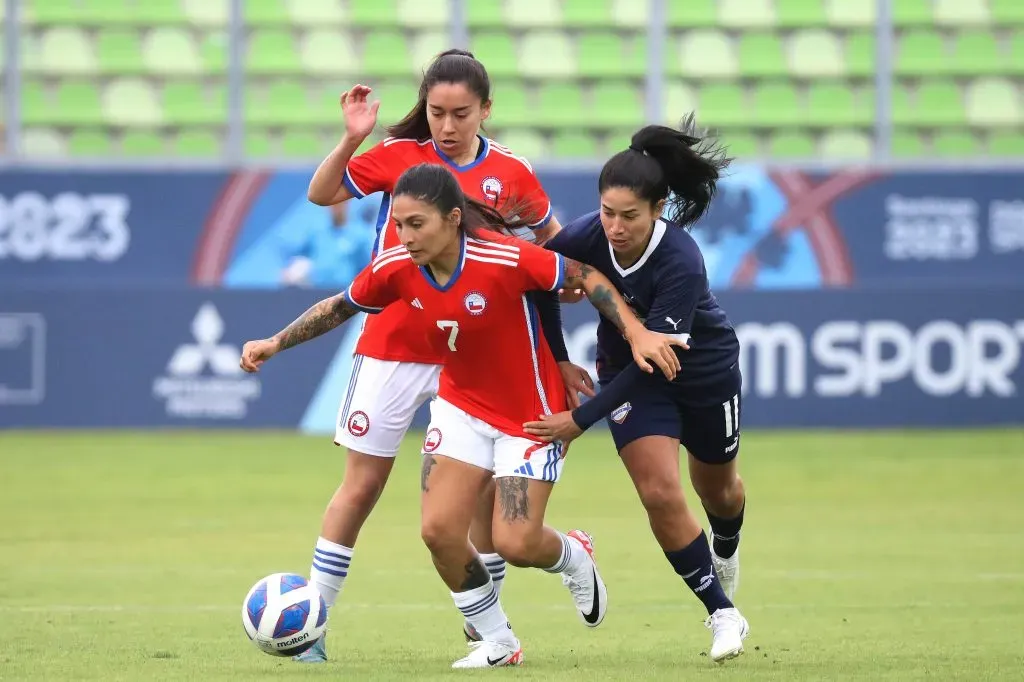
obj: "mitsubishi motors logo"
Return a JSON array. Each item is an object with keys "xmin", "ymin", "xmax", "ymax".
[{"xmin": 152, "ymin": 303, "xmax": 261, "ymax": 418}]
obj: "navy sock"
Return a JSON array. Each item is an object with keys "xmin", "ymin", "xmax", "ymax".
[
  {"xmin": 705, "ymin": 500, "xmax": 745, "ymax": 559},
  {"xmin": 664, "ymin": 531, "xmax": 733, "ymax": 615}
]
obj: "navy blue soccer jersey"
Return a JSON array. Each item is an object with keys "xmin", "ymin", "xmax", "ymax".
[{"xmin": 546, "ymin": 210, "xmax": 739, "ymax": 393}]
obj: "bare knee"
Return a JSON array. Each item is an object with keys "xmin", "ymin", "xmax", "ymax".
[
  {"xmin": 420, "ymin": 516, "xmax": 464, "ymax": 557},
  {"xmin": 493, "ymin": 528, "xmax": 544, "ymax": 567},
  {"xmin": 636, "ymin": 479, "xmax": 688, "ymax": 520},
  {"xmin": 693, "ymin": 471, "xmax": 745, "ymax": 515}
]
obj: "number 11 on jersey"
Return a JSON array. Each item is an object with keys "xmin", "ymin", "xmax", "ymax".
[{"xmin": 436, "ymin": 320, "xmax": 459, "ymax": 351}]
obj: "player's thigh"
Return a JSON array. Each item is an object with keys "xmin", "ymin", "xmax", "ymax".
[
  {"xmin": 491, "ymin": 436, "xmax": 563, "ymax": 524},
  {"xmin": 335, "ymin": 356, "xmax": 441, "ymax": 457}
]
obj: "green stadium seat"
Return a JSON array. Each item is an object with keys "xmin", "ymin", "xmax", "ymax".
[
  {"xmin": 789, "ymin": 30, "xmax": 845, "ymax": 77},
  {"xmin": 987, "ymin": 131, "xmax": 1024, "ymax": 156},
  {"xmin": 895, "ymin": 30, "xmax": 946, "ymax": 77},
  {"xmin": 892, "ymin": 130, "xmax": 925, "ymax": 157},
  {"xmin": 411, "ymin": 31, "xmax": 447, "ymax": 72},
  {"xmin": 991, "ymin": 0, "xmax": 1024, "ymax": 25},
  {"xmin": 163, "ymin": 82, "xmax": 227, "ymax": 125},
  {"xmin": 769, "ymin": 131, "xmax": 815, "ymax": 157},
  {"xmin": 144, "ymin": 28, "xmax": 202, "ymax": 75},
  {"xmin": 698, "ymin": 83, "xmax": 747, "ymax": 127},
  {"xmin": 1012, "ymin": 33, "xmax": 1024, "ymax": 75},
  {"xmin": 56, "ymin": 81, "xmax": 104, "ymax": 125},
  {"xmin": 845, "ymin": 32, "xmax": 876, "ymax": 77},
  {"xmin": 362, "ymin": 32, "xmax": 414, "ymax": 77},
  {"xmin": 537, "ymin": 82, "xmax": 584, "ymax": 127},
  {"xmin": 678, "ymin": 31, "xmax": 738, "ymax": 79},
  {"xmin": 310, "ymin": 87, "xmax": 344, "ymax": 125},
  {"xmin": 373, "ymin": 81, "xmax": 420, "ymax": 125},
  {"xmin": 247, "ymin": 30, "xmax": 302, "ymax": 74},
  {"xmin": 578, "ymin": 32, "xmax": 632, "ymax": 78},
  {"xmin": 183, "ymin": 0, "xmax": 229, "ymax": 26},
  {"xmin": 121, "ymin": 130, "xmax": 165, "ymax": 155},
  {"xmin": 21, "ymin": 128, "xmax": 67, "ymax": 156},
  {"xmin": 492, "ymin": 129, "xmax": 546, "ymax": 159},
  {"xmin": 246, "ymin": 0, "xmax": 289, "ymax": 25},
  {"xmin": 68, "ymin": 130, "xmax": 113, "ymax": 156},
  {"xmin": 471, "ymin": 33, "xmax": 519, "ymax": 78},
  {"xmin": 175, "ymin": 129, "xmax": 222, "ymax": 157},
  {"xmin": 466, "ymin": 0, "xmax": 505, "ymax": 27},
  {"xmin": 26, "ymin": 0, "xmax": 83, "ymax": 24},
  {"xmin": 824, "ymin": 0, "xmax": 875, "ymax": 27},
  {"xmin": 591, "ymin": 82, "xmax": 643, "ymax": 127},
  {"xmin": 96, "ymin": 30, "xmax": 144, "ymax": 74},
  {"xmin": 563, "ymin": 0, "xmax": 614, "ymax": 27},
  {"xmin": 350, "ymin": 0, "xmax": 399, "ymax": 27},
  {"xmin": 300, "ymin": 30, "xmax": 359, "ymax": 75},
  {"xmin": 950, "ymin": 31, "xmax": 1003, "ymax": 75},
  {"xmin": 397, "ymin": 0, "xmax": 450, "ymax": 27},
  {"xmin": 135, "ymin": 0, "xmax": 189, "ymax": 24},
  {"xmin": 20, "ymin": 81, "xmax": 51, "ymax": 125},
  {"xmin": 287, "ymin": 0, "xmax": 347, "ymax": 25},
  {"xmin": 820, "ymin": 129, "xmax": 873, "ymax": 159},
  {"xmin": 282, "ymin": 130, "xmax": 324, "ymax": 156},
  {"xmin": 487, "ymin": 81, "xmax": 531, "ymax": 127},
  {"xmin": 807, "ymin": 82, "xmax": 872, "ymax": 126},
  {"xmin": 200, "ymin": 31, "xmax": 228, "ymax": 73},
  {"xmin": 17, "ymin": 33, "xmax": 42, "ymax": 72},
  {"xmin": 245, "ymin": 129, "xmax": 274, "ymax": 157},
  {"xmin": 662, "ymin": 82, "xmax": 699, "ymax": 125},
  {"xmin": 604, "ymin": 129, "xmax": 634, "ymax": 155},
  {"xmin": 965, "ymin": 78, "xmax": 1021, "ymax": 126},
  {"xmin": 751, "ymin": 81, "xmax": 802, "ymax": 127},
  {"xmin": 519, "ymin": 32, "xmax": 576, "ymax": 78},
  {"xmin": 78, "ymin": 0, "xmax": 130, "ymax": 25},
  {"xmin": 719, "ymin": 0, "xmax": 777, "ymax": 29},
  {"xmin": 552, "ymin": 131, "xmax": 598, "ymax": 157},
  {"xmin": 738, "ymin": 33, "xmax": 787, "ymax": 78},
  {"xmin": 667, "ymin": 0, "xmax": 717, "ymax": 28},
  {"xmin": 610, "ymin": 0, "xmax": 649, "ymax": 29},
  {"xmin": 505, "ymin": 0, "xmax": 563, "ymax": 28},
  {"xmin": 892, "ymin": 0, "xmax": 934, "ymax": 26},
  {"xmin": 721, "ymin": 131, "xmax": 760, "ymax": 158},
  {"xmin": 777, "ymin": 0, "xmax": 827, "ymax": 27},
  {"xmin": 934, "ymin": 0, "xmax": 990, "ymax": 26},
  {"xmin": 103, "ymin": 79, "xmax": 164, "ymax": 126},
  {"xmin": 39, "ymin": 27, "xmax": 97, "ymax": 74},
  {"xmin": 247, "ymin": 81, "xmax": 313, "ymax": 125},
  {"xmin": 933, "ymin": 131, "xmax": 979, "ymax": 156},
  {"xmin": 915, "ymin": 80, "xmax": 966, "ymax": 126}
]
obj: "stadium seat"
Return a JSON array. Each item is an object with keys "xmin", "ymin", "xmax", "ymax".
[
  {"xmin": 934, "ymin": 0, "xmax": 990, "ymax": 26},
  {"xmin": 769, "ymin": 131, "xmax": 815, "ymax": 157},
  {"xmin": 310, "ymin": 87, "xmax": 344, "ymax": 125},
  {"xmin": 492, "ymin": 129, "xmax": 546, "ymax": 159},
  {"xmin": 362, "ymin": 32, "xmax": 415, "ymax": 77},
  {"xmin": 562, "ymin": 0, "xmax": 614, "ymax": 27},
  {"xmin": 201, "ymin": 32, "xmax": 228, "ymax": 73},
  {"xmin": 987, "ymin": 131, "xmax": 1024, "ymax": 156},
  {"xmin": 466, "ymin": 0, "xmax": 505, "ymax": 28},
  {"xmin": 892, "ymin": 129, "xmax": 926, "ymax": 157},
  {"xmin": 39, "ymin": 27, "xmax": 97, "ymax": 74},
  {"xmin": 591, "ymin": 82, "xmax": 644, "ymax": 128},
  {"xmin": 163, "ymin": 82, "xmax": 226, "ymax": 125},
  {"xmin": 103, "ymin": 79, "xmax": 164, "ymax": 126},
  {"xmin": 487, "ymin": 81, "xmax": 531, "ymax": 127},
  {"xmin": 933, "ymin": 131, "xmax": 980, "ymax": 156},
  {"xmin": 678, "ymin": 31, "xmax": 738, "ymax": 79},
  {"xmin": 722, "ymin": 131, "xmax": 760, "ymax": 158},
  {"xmin": 97, "ymin": 30, "xmax": 144, "ymax": 75},
  {"xmin": 738, "ymin": 33, "xmax": 788, "ymax": 77},
  {"xmin": 20, "ymin": 81, "xmax": 51, "ymax": 125},
  {"xmin": 68, "ymin": 129, "xmax": 113, "ymax": 156},
  {"xmin": 609, "ymin": 0, "xmax": 649, "ymax": 29},
  {"xmin": 175, "ymin": 129, "xmax": 223, "ymax": 157},
  {"xmin": 282, "ymin": 130, "xmax": 324, "ymax": 156},
  {"xmin": 845, "ymin": 32, "xmax": 876, "ymax": 76},
  {"xmin": 697, "ymin": 84, "xmax": 747, "ymax": 127},
  {"xmin": 667, "ymin": 0, "xmax": 717, "ymax": 28},
  {"xmin": 950, "ymin": 31, "xmax": 1004, "ymax": 76},
  {"xmin": 965, "ymin": 78, "xmax": 1021, "ymax": 126},
  {"xmin": 718, "ymin": 0, "xmax": 776, "ymax": 29},
  {"xmin": 350, "ymin": 0, "xmax": 399, "ymax": 27},
  {"xmin": 373, "ymin": 81, "xmax": 420, "ymax": 125},
  {"xmin": 577, "ymin": 32, "xmax": 631, "ymax": 78},
  {"xmin": 777, "ymin": 0, "xmax": 828, "ymax": 28},
  {"xmin": 662, "ymin": 82, "xmax": 699, "ymax": 125},
  {"xmin": 505, "ymin": 0, "xmax": 562, "ymax": 28},
  {"xmin": 789, "ymin": 30, "xmax": 845, "ymax": 77},
  {"xmin": 808, "ymin": 82, "xmax": 873, "ymax": 127},
  {"xmin": 26, "ymin": 0, "xmax": 82, "ymax": 24},
  {"xmin": 247, "ymin": 81, "xmax": 312, "ymax": 126},
  {"xmin": 537, "ymin": 82, "xmax": 584, "ymax": 127},
  {"xmin": 519, "ymin": 32, "xmax": 576, "ymax": 78},
  {"xmin": 1012, "ymin": 32, "xmax": 1024, "ymax": 75},
  {"xmin": 55, "ymin": 81, "xmax": 105, "ymax": 125},
  {"xmin": 604, "ymin": 129, "xmax": 633, "ymax": 154},
  {"xmin": 144, "ymin": 28, "xmax": 202, "ymax": 75},
  {"xmin": 896, "ymin": 31, "xmax": 947, "ymax": 76},
  {"xmin": 751, "ymin": 81, "xmax": 802, "ymax": 126},
  {"xmin": 915, "ymin": 80, "xmax": 966, "ymax": 126},
  {"xmin": 183, "ymin": 0, "xmax": 229, "ymax": 26},
  {"xmin": 245, "ymin": 129, "xmax": 274, "ymax": 156},
  {"xmin": 121, "ymin": 130, "xmax": 165, "ymax": 155},
  {"xmin": 287, "ymin": 0, "xmax": 347, "ymax": 25},
  {"xmin": 991, "ymin": 0, "xmax": 1024, "ymax": 25},
  {"xmin": 397, "ymin": 0, "xmax": 450, "ymax": 27},
  {"xmin": 300, "ymin": 30, "xmax": 359, "ymax": 75},
  {"xmin": 552, "ymin": 131, "xmax": 598, "ymax": 157},
  {"xmin": 411, "ymin": 31, "xmax": 447, "ymax": 72},
  {"xmin": 246, "ymin": 0, "xmax": 290, "ymax": 25},
  {"xmin": 21, "ymin": 128, "xmax": 67, "ymax": 156},
  {"xmin": 471, "ymin": 33, "xmax": 519, "ymax": 78},
  {"xmin": 892, "ymin": 0, "xmax": 934, "ymax": 26},
  {"xmin": 824, "ymin": 0, "xmax": 875, "ymax": 27},
  {"xmin": 247, "ymin": 30, "xmax": 302, "ymax": 74},
  {"xmin": 820, "ymin": 129, "xmax": 873, "ymax": 159}
]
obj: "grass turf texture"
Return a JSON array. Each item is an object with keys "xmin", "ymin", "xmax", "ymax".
[{"xmin": 1, "ymin": 429, "xmax": 1023, "ymax": 680}]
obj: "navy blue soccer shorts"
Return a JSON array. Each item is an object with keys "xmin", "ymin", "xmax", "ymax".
[{"xmin": 601, "ymin": 367, "xmax": 742, "ymax": 465}]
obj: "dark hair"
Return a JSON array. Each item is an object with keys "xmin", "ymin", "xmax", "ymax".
[
  {"xmin": 386, "ymin": 49, "xmax": 492, "ymax": 141},
  {"xmin": 599, "ymin": 113, "xmax": 732, "ymax": 228},
  {"xmin": 393, "ymin": 163, "xmax": 527, "ymax": 239}
]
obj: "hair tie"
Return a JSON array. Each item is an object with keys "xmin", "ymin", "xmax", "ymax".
[{"xmin": 628, "ymin": 144, "xmax": 648, "ymax": 156}]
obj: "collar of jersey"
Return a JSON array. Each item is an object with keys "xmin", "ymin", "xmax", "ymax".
[
  {"xmin": 432, "ymin": 136, "xmax": 490, "ymax": 172},
  {"xmin": 418, "ymin": 231, "xmax": 468, "ymax": 292},
  {"xmin": 609, "ymin": 219, "xmax": 668, "ymax": 277}
]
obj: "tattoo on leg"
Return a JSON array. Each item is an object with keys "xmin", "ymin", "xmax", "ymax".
[
  {"xmin": 420, "ymin": 454, "xmax": 436, "ymax": 493},
  {"xmin": 497, "ymin": 477, "xmax": 530, "ymax": 522},
  {"xmin": 460, "ymin": 556, "xmax": 490, "ymax": 591}
]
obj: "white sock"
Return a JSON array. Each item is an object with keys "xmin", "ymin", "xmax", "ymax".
[
  {"xmin": 543, "ymin": 532, "xmax": 588, "ymax": 576},
  {"xmin": 480, "ymin": 553, "xmax": 507, "ymax": 597},
  {"xmin": 451, "ymin": 580, "xmax": 517, "ymax": 646},
  {"xmin": 309, "ymin": 537, "xmax": 353, "ymax": 608}
]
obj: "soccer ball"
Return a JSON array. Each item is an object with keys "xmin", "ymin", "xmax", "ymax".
[{"xmin": 242, "ymin": 573, "xmax": 327, "ymax": 657}]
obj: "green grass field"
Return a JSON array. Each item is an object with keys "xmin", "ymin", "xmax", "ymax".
[{"xmin": 2, "ymin": 429, "xmax": 1023, "ymax": 681}]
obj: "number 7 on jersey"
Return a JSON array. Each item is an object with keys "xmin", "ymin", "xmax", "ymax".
[{"xmin": 436, "ymin": 320, "xmax": 459, "ymax": 351}]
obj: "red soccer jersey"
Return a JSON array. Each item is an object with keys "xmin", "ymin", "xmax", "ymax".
[
  {"xmin": 345, "ymin": 232, "xmax": 568, "ymax": 438},
  {"xmin": 342, "ymin": 136, "xmax": 553, "ymax": 365}
]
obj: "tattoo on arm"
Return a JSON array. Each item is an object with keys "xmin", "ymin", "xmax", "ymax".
[
  {"xmin": 586, "ymin": 284, "xmax": 626, "ymax": 333},
  {"xmin": 460, "ymin": 556, "xmax": 491, "ymax": 591},
  {"xmin": 273, "ymin": 294, "xmax": 358, "ymax": 351},
  {"xmin": 562, "ymin": 258, "xmax": 594, "ymax": 289},
  {"xmin": 420, "ymin": 454, "xmax": 436, "ymax": 493},
  {"xmin": 496, "ymin": 477, "xmax": 530, "ymax": 523},
  {"xmin": 563, "ymin": 258, "xmax": 631, "ymax": 334}
]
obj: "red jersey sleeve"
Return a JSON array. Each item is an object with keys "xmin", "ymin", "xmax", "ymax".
[
  {"xmin": 342, "ymin": 139, "xmax": 405, "ymax": 199},
  {"xmin": 514, "ymin": 238, "xmax": 565, "ymax": 293},
  {"xmin": 511, "ymin": 160, "xmax": 553, "ymax": 228},
  {"xmin": 344, "ymin": 262, "xmax": 400, "ymax": 313}
]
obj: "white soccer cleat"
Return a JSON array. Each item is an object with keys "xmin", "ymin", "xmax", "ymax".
[
  {"xmin": 705, "ymin": 607, "xmax": 749, "ymax": 663},
  {"xmin": 451, "ymin": 640, "xmax": 523, "ymax": 669},
  {"xmin": 710, "ymin": 545, "xmax": 740, "ymax": 600},
  {"xmin": 562, "ymin": 529, "xmax": 608, "ymax": 628}
]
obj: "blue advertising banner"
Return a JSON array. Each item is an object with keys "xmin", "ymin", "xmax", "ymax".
[{"xmin": 2, "ymin": 287, "xmax": 1022, "ymax": 430}]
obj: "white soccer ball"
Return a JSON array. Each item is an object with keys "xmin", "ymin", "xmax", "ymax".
[{"xmin": 241, "ymin": 573, "xmax": 327, "ymax": 657}]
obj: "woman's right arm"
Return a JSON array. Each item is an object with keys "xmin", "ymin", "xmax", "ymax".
[{"xmin": 307, "ymin": 85, "xmax": 380, "ymax": 206}]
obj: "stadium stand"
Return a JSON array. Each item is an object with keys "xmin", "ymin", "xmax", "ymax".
[{"xmin": 8, "ymin": 0, "xmax": 1024, "ymax": 159}]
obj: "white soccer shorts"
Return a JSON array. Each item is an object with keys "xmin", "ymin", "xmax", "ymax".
[
  {"xmin": 334, "ymin": 355, "xmax": 442, "ymax": 457},
  {"xmin": 421, "ymin": 397, "xmax": 565, "ymax": 483}
]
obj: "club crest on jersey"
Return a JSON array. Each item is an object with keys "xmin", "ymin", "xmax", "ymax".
[
  {"xmin": 347, "ymin": 410, "xmax": 370, "ymax": 437},
  {"xmin": 481, "ymin": 176, "xmax": 503, "ymax": 204},
  {"xmin": 423, "ymin": 428, "xmax": 443, "ymax": 453},
  {"xmin": 610, "ymin": 402, "xmax": 632, "ymax": 424},
  {"xmin": 464, "ymin": 292, "xmax": 487, "ymax": 316}
]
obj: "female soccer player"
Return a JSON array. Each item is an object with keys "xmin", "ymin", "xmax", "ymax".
[
  {"xmin": 302, "ymin": 50, "xmax": 591, "ymax": 657},
  {"xmin": 523, "ymin": 117, "xmax": 751, "ymax": 663},
  {"xmin": 241, "ymin": 163, "xmax": 686, "ymax": 668}
]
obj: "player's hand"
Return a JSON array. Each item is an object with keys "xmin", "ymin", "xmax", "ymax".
[
  {"xmin": 558, "ymin": 288, "xmax": 585, "ymax": 304},
  {"xmin": 626, "ymin": 327, "xmax": 689, "ymax": 380},
  {"xmin": 558, "ymin": 361, "xmax": 595, "ymax": 409},
  {"xmin": 341, "ymin": 84, "xmax": 380, "ymax": 141},
  {"xmin": 239, "ymin": 338, "xmax": 280, "ymax": 373},
  {"xmin": 523, "ymin": 411, "xmax": 583, "ymax": 443}
]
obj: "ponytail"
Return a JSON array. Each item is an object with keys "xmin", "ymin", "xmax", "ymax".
[{"xmin": 599, "ymin": 113, "xmax": 732, "ymax": 228}]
